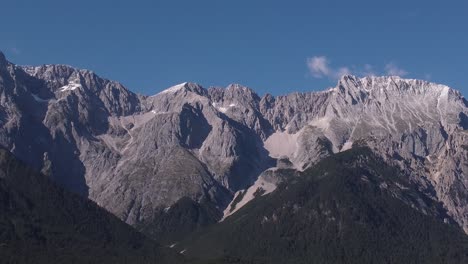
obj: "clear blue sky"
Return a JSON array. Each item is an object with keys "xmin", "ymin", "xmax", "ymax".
[{"xmin": 1, "ymin": 0, "xmax": 467, "ymax": 96}]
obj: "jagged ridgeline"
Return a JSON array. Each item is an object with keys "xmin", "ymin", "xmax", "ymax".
[{"xmin": 0, "ymin": 50, "xmax": 467, "ymax": 262}]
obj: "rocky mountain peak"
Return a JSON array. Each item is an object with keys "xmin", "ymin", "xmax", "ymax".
[
  {"xmin": 207, "ymin": 84, "xmax": 260, "ymax": 111},
  {"xmin": 24, "ymin": 64, "xmax": 100, "ymax": 88},
  {"xmin": 338, "ymin": 74, "xmax": 448, "ymax": 94},
  {"xmin": 225, "ymin": 83, "xmax": 260, "ymax": 101},
  {"xmin": 0, "ymin": 51, "xmax": 467, "ymax": 239},
  {"xmin": 332, "ymin": 74, "xmax": 467, "ymax": 110},
  {"xmin": 337, "ymin": 74, "xmax": 360, "ymax": 86},
  {"xmin": 18, "ymin": 63, "xmax": 141, "ymax": 115},
  {"xmin": 155, "ymin": 82, "xmax": 207, "ymax": 97},
  {"xmin": 184, "ymin": 82, "xmax": 207, "ymax": 96},
  {"xmin": 226, "ymin": 83, "xmax": 255, "ymax": 92}
]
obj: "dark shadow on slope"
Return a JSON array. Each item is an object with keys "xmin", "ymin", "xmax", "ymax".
[
  {"xmin": 47, "ymin": 132, "xmax": 89, "ymax": 196},
  {"xmin": 220, "ymin": 114, "xmax": 276, "ymax": 191},
  {"xmin": 137, "ymin": 196, "xmax": 223, "ymax": 244},
  {"xmin": 459, "ymin": 112, "xmax": 468, "ymax": 130},
  {"xmin": 179, "ymin": 103, "xmax": 212, "ymax": 149},
  {"xmin": 0, "ymin": 147, "xmax": 185, "ymax": 264}
]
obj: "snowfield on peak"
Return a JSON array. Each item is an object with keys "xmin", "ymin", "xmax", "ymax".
[{"xmin": 155, "ymin": 82, "xmax": 188, "ymax": 95}]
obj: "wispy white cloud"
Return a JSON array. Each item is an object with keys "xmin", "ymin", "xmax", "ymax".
[
  {"xmin": 336, "ymin": 67, "xmax": 351, "ymax": 77},
  {"xmin": 384, "ymin": 63, "xmax": 408, "ymax": 76},
  {"xmin": 306, "ymin": 56, "xmax": 409, "ymax": 80},
  {"xmin": 307, "ymin": 56, "xmax": 331, "ymax": 78},
  {"xmin": 306, "ymin": 56, "xmax": 350, "ymax": 79}
]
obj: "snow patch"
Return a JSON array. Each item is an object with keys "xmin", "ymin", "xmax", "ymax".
[
  {"xmin": 150, "ymin": 110, "xmax": 169, "ymax": 115},
  {"xmin": 59, "ymin": 81, "xmax": 81, "ymax": 92},
  {"xmin": 264, "ymin": 130, "xmax": 299, "ymax": 158},
  {"xmin": 213, "ymin": 102, "xmax": 237, "ymax": 113},
  {"xmin": 156, "ymin": 82, "xmax": 187, "ymax": 95},
  {"xmin": 440, "ymin": 86, "xmax": 449, "ymax": 97},
  {"xmin": 218, "ymin": 106, "xmax": 229, "ymax": 113},
  {"xmin": 21, "ymin": 65, "xmax": 41, "ymax": 76}
]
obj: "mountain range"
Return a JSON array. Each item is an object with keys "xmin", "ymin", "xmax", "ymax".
[{"xmin": 0, "ymin": 51, "xmax": 467, "ymax": 263}]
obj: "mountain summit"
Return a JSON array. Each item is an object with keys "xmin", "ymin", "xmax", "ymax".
[{"xmin": 0, "ymin": 53, "xmax": 466, "ymax": 242}]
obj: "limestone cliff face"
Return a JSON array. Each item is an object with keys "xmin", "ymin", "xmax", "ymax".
[{"xmin": 0, "ymin": 51, "xmax": 467, "ymax": 233}]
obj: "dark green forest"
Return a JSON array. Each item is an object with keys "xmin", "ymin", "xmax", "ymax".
[
  {"xmin": 1, "ymin": 146, "xmax": 468, "ymax": 264},
  {"xmin": 0, "ymin": 148, "xmax": 184, "ymax": 264},
  {"xmin": 179, "ymin": 148, "xmax": 468, "ymax": 264}
]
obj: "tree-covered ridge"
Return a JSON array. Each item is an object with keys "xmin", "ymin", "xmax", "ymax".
[
  {"xmin": 179, "ymin": 147, "xmax": 468, "ymax": 264},
  {"xmin": 0, "ymin": 148, "xmax": 184, "ymax": 264}
]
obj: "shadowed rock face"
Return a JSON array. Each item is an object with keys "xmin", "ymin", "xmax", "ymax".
[{"xmin": 0, "ymin": 52, "xmax": 467, "ymax": 236}]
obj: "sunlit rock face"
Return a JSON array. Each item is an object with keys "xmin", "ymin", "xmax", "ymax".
[{"xmin": 1, "ymin": 51, "xmax": 467, "ymax": 233}]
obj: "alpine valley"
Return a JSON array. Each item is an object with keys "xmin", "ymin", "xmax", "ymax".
[{"xmin": 0, "ymin": 51, "xmax": 467, "ymax": 263}]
